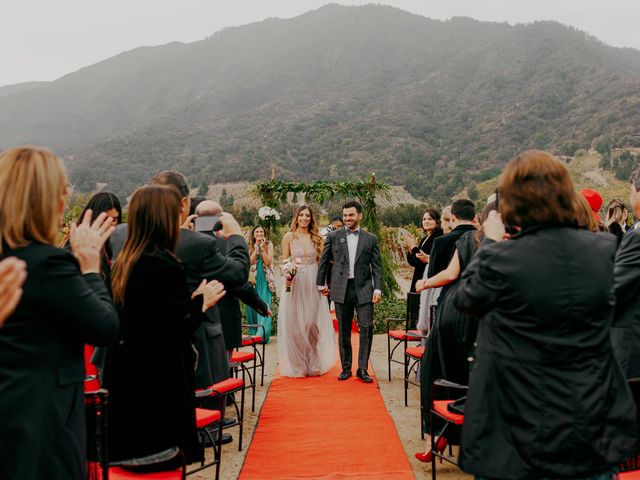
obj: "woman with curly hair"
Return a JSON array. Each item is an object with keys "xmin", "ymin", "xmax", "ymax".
[{"xmin": 277, "ymin": 205, "xmax": 336, "ymax": 377}]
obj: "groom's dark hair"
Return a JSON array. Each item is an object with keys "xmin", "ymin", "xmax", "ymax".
[{"xmin": 342, "ymin": 200, "xmax": 362, "ymax": 213}]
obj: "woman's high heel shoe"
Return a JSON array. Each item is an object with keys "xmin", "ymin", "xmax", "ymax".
[{"xmin": 414, "ymin": 437, "xmax": 447, "ymax": 463}]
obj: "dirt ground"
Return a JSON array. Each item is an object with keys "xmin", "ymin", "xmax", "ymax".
[{"xmin": 190, "ymin": 334, "xmax": 471, "ymax": 480}]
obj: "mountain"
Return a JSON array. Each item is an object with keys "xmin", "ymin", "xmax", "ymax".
[{"xmin": 2, "ymin": 4, "xmax": 640, "ymax": 202}]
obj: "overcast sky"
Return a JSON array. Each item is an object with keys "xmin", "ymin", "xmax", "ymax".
[{"xmin": 2, "ymin": 0, "xmax": 639, "ymax": 87}]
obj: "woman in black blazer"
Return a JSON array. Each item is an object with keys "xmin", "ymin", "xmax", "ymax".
[
  {"xmin": 0, "ymin": 147, "xmax": 119, "ymax": 480},
  {"xmin": 104, "ymin": 185, "xmax": 225, "ymax": 467},
  {"xmin": 403, "ymin": 208, "xmax": 444, "ymax": 292},
  {"xmin": 453, "ymin": 151, "xmax": 638, "ymax": 479}
]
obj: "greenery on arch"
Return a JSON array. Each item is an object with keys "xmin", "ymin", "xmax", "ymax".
[{"xmin": 255, "ymin": 176, "xmax": 400, "ymax": 297}]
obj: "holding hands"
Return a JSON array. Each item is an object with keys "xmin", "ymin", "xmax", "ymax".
[
  {"xmin": 69, "ymin": 210, "xmax": 115, "ymax": 274},
  {"xmin": 0, "ymin": 257, "xmax": 27, "ymax": 327},
  {"xmin": 193, "ymin": 279, "xmax": 226, "ymax": 312}
]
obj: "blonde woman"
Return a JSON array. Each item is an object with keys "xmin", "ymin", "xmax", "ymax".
[
  {"xmin": 277, "ymin": 206, "xmax": 336, "ymax": 377},
  {"xmin": 0, "ymin": 147, "xmax": 119, "ymax": 480}
]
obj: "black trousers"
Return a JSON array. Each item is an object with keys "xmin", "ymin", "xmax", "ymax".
[{"xmin": 334, "ymin": 279, "xmax": 374, "ymax": 371}]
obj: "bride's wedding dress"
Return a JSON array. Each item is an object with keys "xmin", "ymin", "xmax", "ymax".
[{"xmin": 277, "ymin": 238, "xmax": 336, "ymax": 377}]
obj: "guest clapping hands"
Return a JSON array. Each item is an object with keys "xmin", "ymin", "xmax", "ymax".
[
  {"xmin": 451, "ymin": 151, "xmax": 638, "ymax": 479},
  {"xmin": 104, "ymin": 184, "xmax": 225, "ymax": 466},
  {"xmin": 0, "ymin": 146, "xmax": 119, "ymax": 480}
]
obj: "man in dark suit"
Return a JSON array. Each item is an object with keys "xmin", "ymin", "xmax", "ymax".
[
  {"xmin": 612, "ymin": 168, "xmax": 640, "ymax": 378},
  {"xmin": 111, "ymin": 173, "xmax": 250, "ymax": 389},
  {"xmin": 195, "ymin": 201, "xmax": 270, "ymax": 355},
  {"xmin": 420, "ymin": 199, "xmax": 477, "ymax": 299},
  {"xmin": 317, "ymin": 200, "xmax": 382, "ymax": 383}
]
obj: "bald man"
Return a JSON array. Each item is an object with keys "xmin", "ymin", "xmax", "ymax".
[{"xmin": 196, "ymin": 200, "xmax": 270, "ymax": 361}]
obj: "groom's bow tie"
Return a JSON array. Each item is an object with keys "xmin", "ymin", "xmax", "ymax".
[{"xmin": 346, "ymin": 228, "xmax": 359, "ymax": 236}]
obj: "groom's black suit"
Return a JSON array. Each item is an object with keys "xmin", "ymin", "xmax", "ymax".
[{"xmin": 317, "ymin": 227, "xmax": 382, "ymax": 372}]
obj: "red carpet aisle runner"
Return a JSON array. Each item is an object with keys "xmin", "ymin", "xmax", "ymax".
[{"xmin": 239, "ymin": 333, "xmax": 415, "ymax": 480}]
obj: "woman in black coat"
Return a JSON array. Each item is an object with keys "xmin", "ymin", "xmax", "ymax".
[
  {"xmin": 452, "ymin": 151, "xmax": 638, "ymax": 479},
  {"xmin": 403, "ymin": 208, "xmax": 444, "ymax": 292},
  {"xmin": 103, "ymin": 185, "xmax": 225, "ymax": 466},
  {"xmin": 0, "ymin": 147, "xmax": 119, "ymax": 480},
  {"xmin": 74, "ymin": 191, "xmax": 123, "ymax": 285}
]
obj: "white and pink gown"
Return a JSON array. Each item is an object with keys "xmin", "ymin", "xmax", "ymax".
[{"xmin": 277, "ymin": 238, "xmax": 337, "ymax": 377}]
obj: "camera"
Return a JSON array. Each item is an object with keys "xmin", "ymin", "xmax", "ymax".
[{"xmin": 194, "ymin": 215, "xmax": 222, "ymax": 233}]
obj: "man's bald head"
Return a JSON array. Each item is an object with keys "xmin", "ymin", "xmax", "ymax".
[{"xmin": 196, "ymin": 200, "xmax": 223, "ymax": 216}]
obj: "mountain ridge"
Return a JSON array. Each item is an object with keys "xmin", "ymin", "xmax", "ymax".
[{"xmin": 1, "ymin": 3, "xmax": 639, "ymax": 201}]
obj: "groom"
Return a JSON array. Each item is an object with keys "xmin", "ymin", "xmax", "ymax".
[{"xmin": 317, "ymin": 200, "xmax": 383, "ymax": 383}]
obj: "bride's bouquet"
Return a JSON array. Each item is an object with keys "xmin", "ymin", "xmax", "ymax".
[{"xmin": 281, "ymin": 257, "xmax": 301, "ymax": 293}]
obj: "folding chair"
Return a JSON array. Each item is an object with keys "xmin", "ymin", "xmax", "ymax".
[
  {"xmin": 231, "ymin": 350, "xmax": 257, "ymax": 412},
  {"xmin": 188, "ymin": 408, "xmax": 223, "ymax": 480},
  {"xmin": 404, "ymin": 343, "xmax": 426, "ymax": 440},
  {"xmin": 429, "ymin": 379, "xmax": 467, "ymax": 480},
  {"xmin": 84, "ymin": 389, "xmax": 186, "ymax": 480},
  {"xmin": 196, "ymin": 378, "xmax": 246, "ymax": 451},
  {"xmin": 241, "ymin": 323, "xmax": 266, "ymax": 386},
  {"xmin": 386, "ymin": 292, "xmax": 422, "ymax": 380},
  {"xmin": 619, "ymin": 378, "xmax": 640, "ymax": 478},
  {"xmin": 84, "ymin": 345, "xmax": 101, "ymax": 392}
]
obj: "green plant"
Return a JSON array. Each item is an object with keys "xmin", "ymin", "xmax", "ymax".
[
  {"xmin": 255, "ymin": 176, "xmax": 400, "ymax": 297},
  {"xmin": 373, "ymin": 296, "xmax": 407, "ymax": 334}
]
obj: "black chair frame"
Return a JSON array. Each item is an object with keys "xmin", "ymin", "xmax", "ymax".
[
  {"xmin": 429, "ymin": 379, "xmax": 468, "ymax": 480},
  {"xmin": 241, "ymin": 323, "xmax": 266, "ymax": 387}
]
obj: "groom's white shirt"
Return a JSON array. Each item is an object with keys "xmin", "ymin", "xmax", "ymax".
[{"xmin": 345, "ymin": 226, "xmax": 359, "ymax": 279}]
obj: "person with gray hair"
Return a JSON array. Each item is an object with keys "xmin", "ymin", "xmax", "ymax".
[
  {"xmin": 611, "ymin": 168, "xmax": 640, "ymax": 378},
  {"xmin": 194, "ymin": 199, "xmax": 270, "ymax": 367},
  {"xmin": 195, "ymin": 200, "xmax": 222, "ymax": 216}
]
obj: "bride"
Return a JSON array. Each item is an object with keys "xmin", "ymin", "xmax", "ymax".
[{"xmin": 277, "ymin": 205, "xmax": 336, "ymax": 377}]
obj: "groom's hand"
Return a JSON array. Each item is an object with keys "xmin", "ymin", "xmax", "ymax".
[
  {"xmin": 320, "ymin": 287, "xmax": 330, "ymax": 296},
  {"xmin": 372, "ymin": 292, "xmax": 382, "ymax": 304}
]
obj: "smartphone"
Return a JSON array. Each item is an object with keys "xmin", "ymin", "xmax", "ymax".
[
  {"xmin": 494, "ymin": 189, "xmax": 499, "ymax": 211},
  {"xmin": 194, "ymin": 215, "xmax": 221, "ymax": 233}
]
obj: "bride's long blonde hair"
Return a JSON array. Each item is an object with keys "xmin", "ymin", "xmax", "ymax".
[{"xmin": 289, "ymin": 205, "xmax": 323, "ymax": 258}]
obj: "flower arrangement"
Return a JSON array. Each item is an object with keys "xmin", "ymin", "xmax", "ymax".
[
  {"xmin": 258, "ymin": 206, "xmax": 281, "ymax": 222},
  {"xmin": 281, "ymin": 257, "xmax": 301, "ymax": 292}
]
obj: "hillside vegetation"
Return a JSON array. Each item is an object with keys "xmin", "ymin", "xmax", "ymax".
[{"xmin": 1, "ymin": 4, "xmax": 640, "ymax": 201}]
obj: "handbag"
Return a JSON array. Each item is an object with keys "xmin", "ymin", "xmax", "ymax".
[
  {"xmin": 248, "ymin": 264, "xmax": 257, "ymax": 285},
  {"xmin": 263, "ymin": 263, "xmax": 276, "ymax": 294}
]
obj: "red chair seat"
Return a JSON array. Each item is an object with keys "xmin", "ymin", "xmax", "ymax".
[
  {"xmin": 242, "ymin": 335, "xmax": 263, "ymax": 346},
  {"xmin": 620, "ymin": 472, "xmax": 640, "ymax": 480},
  {"xmin": 405, "ymin": 346, "xmax": 425, "ymax": 359},
  {"xmin": 195, "ymin": 408, "xmax": 222, "ymax": 429},
  {"xmin": 210, "ymin": 377, "xmax": 244, "ymax": 393},
  {"xmin": 433, "ymin": 400, "xmax": 464, "ymax": 425},
  {"xmin": 232, "ymin": 351, "xmax": 255, "ymax": 363},
  {"xmin": 388, "ymin": 329, "xmax": 421, "ymax": 341},
  {"xmin": 110, "ymin": 467, "xmax": 183, "ymax": 479}
]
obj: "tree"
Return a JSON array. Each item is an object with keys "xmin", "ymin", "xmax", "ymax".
[
  {"xmin": 561, "ymin": 140, "xmax": 580, "ymax": 157},
  {"xmin": 612, "ymin": 150, "xmax": 638, "ymax": 181},
  {"xmin": 219, "ymin": 188, "xmax": 235, "ymax": 209}
]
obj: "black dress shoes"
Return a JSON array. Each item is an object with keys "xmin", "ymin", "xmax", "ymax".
[
  {"xmin": 356, "ymin": 369, "xmax": 373, "ymax": 383},
  {"xmin": 338, "ymin": 370, "xmax": 352, "ymax": 381}
]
